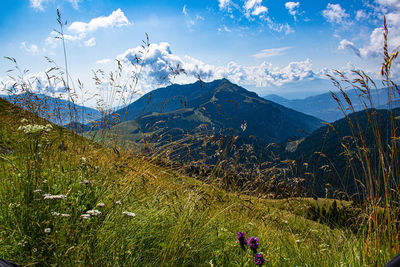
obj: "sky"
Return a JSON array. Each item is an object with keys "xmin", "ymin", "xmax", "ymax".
[{"xmin": 0, "ymin": 0, "xmax": 399, "ymax": 107}]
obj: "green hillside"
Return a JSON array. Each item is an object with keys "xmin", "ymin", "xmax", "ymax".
[{"xmin": 0, "ymin": 96, "xmax": 392, "ymax": 266}]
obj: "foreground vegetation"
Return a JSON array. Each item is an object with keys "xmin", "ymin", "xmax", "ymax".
[{"xmin": 0, "ymin": 87, "xmax": 398, "ymax": 266}]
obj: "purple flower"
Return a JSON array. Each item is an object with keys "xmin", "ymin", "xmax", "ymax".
[
  {"xmin": 247, "ymin": 235, "xmax": 260, "ymax": 253},
  {"xmin": 253, "ymin": 253, "xmax": 265, "ymax": 266},
  {"xmin": 236, "ymin": 232, "xmax": 247, "ymax": 248}
]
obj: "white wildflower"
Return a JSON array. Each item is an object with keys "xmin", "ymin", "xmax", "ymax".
[
  {"xmin": 96, "ymin": 203, "xmax": 105, "ymax": 207},
  {"xmin": 122, "ymin": 211, "xmax": 136, "ymax": 217},
  {"xmin": 43, "ymin": 194, "xmax": 66, "ymax": 200},
  {"xmin": 33, "ymin": 189, "xmax": 42, "ymax": 193},
  {"xmin": 51, "ymin": 212, "xmax": 60, "ymax": 216},
  {"xmin": 81, "ymin": 214, "xmax": 91, "ymax": 220},
  {"xmin": 115, "ymin": 200, "xmax": 122, "ymax": 205},
  {"xmin": 87, "ymin": 210, "xmax": 101, "ymax": 216},
  {"xmin": 61, "ymin": 213, "xmax": 70, "ymax": 217},
  {"xmin": 20, "ymin": 118, "xmax": 28, "ymax": 124},
  {"xmin": 44, "ymin": 228, "xmax": 51, "ymax": 234}
]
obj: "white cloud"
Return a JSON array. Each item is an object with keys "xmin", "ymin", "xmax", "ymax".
[
  {"xmin": 355, "ymin": 10, "xmax": 368, "ymax": 21},
  {"xmin": 1, "ymin": 71, "xmax": 66, "ymax": 95},
  {"xmin": 182, "ymin": 5, "xmax": 188, "ymax": 15},
  {"xmin": 116, "ymin": 41, "xmax": 318, "ymax": 93},
  {"xmin": 244, "ymin": 0, "xmax": 268, "ymax": 17},
  {"xmin": 214, "ymin": 58, "xmax": 316, "ymax": 87},
  {"xmin": 20, "ymin": 42, "xmax": 39, "ymax": 55},
  {"xmin": 322, "ymin": 3, "xmax": 349, "ymax": 24},
  {"xmin": 45, "ymin": 9, "xmax": 130, "ymax": 49},
  {"xmin": 285, "ymin": 2, "xmax": 300, "ymax": 19},
  {"xmin": 117, "ymin": 42, "xmax": 214, "ymax": 86},
  {"xmin": 218, "ymin": 0, "xmax": 231, "ymax": 9},
  {"xmin": 68, "ymin": 9, "xmax": 131, "ymax": 36},
  {"xmin": 96, "ymin": 58, "xmax": 111, "ymax": 64},
  {"xmin": 218, "ymin": 25, "xmax": 232, "ymax": 33},
  {"xmin": 30, "ymin": 0, "xmax": 81, "ymax": 10},
  {"xmin": 252, "ymin": 47, "xmax": 292, "ymax": 59},
  {"xmin": 84, "ymin": 37, "xmax": 96, "ymax": 47},
  {"xmin": 338, "ymin": 39, "xmax": 361, "ymax": 57},
  {"xmin": 217, "ymin": 0, "xmax": 291, "ymax": 34}
]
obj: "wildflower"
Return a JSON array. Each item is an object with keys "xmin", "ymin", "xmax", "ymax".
[
  {"xmin": 43, "ymin": 194, "xmax": 66, "ymax": 200},
  {"xmin": 61, "ymin": 213, "xmax": 70, "ymax": 217},
  {"xmin": 247, "ymin": 235, "xmax": 260, "ymax": 253},
  {"xmin": 236, "ymin": 232, "xmax": 247, "ymax": 249},
  {"xmin": 33, "ymin": 189, "xmax": 42, "ymax": 193},
  {"xmin": 44, "ymin": 228, "xmax": 51, "ymax": 234},
  {"xmin": 122, "ymin": 211, "xmax": 136, "ymax": 217},
  {"xmin": 253, "ymin": 253, "xmax": 265, "ymax": 266},
  {"xmin": 51, "ymin": 212, "xmax": 60, "ymax": 216},
  {"xmin": 81, "ymin": 214, "xmax": 90, "ymax": 220},
  {"xmin": 115, "ymin": 200, "xmax": 122, "ymax": 205},
  {"xmin": 20, "ymin": 118, "xmax": 28, "ymax": 124},
  {"xmin": 96, "ymin": 203, "xmax": 105, "ymax": 207},
  {"xmin": 86, "ymin": 210, "xmax": 101, "ymax": 216}
]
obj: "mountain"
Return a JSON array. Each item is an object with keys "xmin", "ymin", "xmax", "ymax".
[
  {"xmin": 1, "ymin": 93, "xmax": 102, "ymax": 125},
  {"xmin": 264, "ymin": 88, "xmax": 396, "ymax": 122},
  {"xmin": 286, "ymin": 108, "xmax": 400, "ymax": 199},
  {"xmin": 106, "ymin": 79, "xmax": 323, "ymax": 146}
]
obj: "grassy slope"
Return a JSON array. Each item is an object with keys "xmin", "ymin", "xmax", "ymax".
[{"xmin": 0, "ymin": 98, "xmax": 391, "ymax": 266}]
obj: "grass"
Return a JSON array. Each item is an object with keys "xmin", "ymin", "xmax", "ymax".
[{"xmin": 1, "ymin": 97, "xmax": 391, "ymax": 266}]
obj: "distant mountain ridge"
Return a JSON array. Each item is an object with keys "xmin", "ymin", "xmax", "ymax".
[
  {"xmin": 286, "ymin": 108, "xmax": 400, "ymax": 199},
  {"xmin": 264, "ymin": 88, "xmax": 398, "ymax": 122},
  {"xmin": 106, "ymin": 78, "xmax": 323, "ymax": 146},
  {"xmin": 1, "ymin": 93, "xmax": 102, "ymax": 125}
]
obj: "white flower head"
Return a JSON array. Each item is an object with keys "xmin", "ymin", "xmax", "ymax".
[
  {"xmin": 44, "ymin": 228, "xmax": 51, "ymax": 234},
  {"xmin": 87, "ymin": 209, "xmax": 101, "ymax": 216},
  {"xmin": 122, "ymin": 211, "xmax": 136, "ymax": 217},
  {"xmin": 81, "ymin": 214, "xmax": 91, "ymax": 220}
]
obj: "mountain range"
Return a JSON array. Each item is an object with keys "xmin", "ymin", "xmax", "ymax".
[
  {"xmin": 104, "ymin": 78, "xmax": 323, "ymax": 146},
  {"xmin": 264, "ymin": 87, "xmax": 398, "ymax": 122},
  {"xmin": 0, "ymin": 93, "xmax": 102, "ymax": 125}
]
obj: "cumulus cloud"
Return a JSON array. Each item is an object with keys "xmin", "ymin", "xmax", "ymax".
[
  {"xmin": 68, "ymin": 9, "xmax": 130, "ymax": 36},
  {"xmin": 322, "ymin": 3, "xmax": 349, "ymax": 24},
  {"xmin": 20, "ymin": 42, "xmax": 39, "ymax": 55},
  {"xmin": 117, "ymin": 42, "xmax": 214, "ymax": 86},
  {"xmin": 214, "ymin": 59, "xmax": 316, "ymax": 87},
  {"xmin": 116, "ymin": 41, "xmax": 318, "ymax": 93},
  {"xmin": 45, "ymin": 9, "xmax": 130, "ymax": 48},
  {"xmin": 252, "ymin": 47, "xmax": 292, "ymax": 59},
  {"xmin": 30, "ymin": 0, "xmax": 81, "ymax": 10},
  {"xmin": 285, "ymin": 2, "xmax": 300, "ymax": 20},
  {"xmin": 244, "ymin": 0, "xmax": 268, "ymax": 17}
]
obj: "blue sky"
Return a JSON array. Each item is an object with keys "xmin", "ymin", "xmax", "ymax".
[{"xmin": 0, "ymin": 0, "xmax": 399, "ymax": 106}]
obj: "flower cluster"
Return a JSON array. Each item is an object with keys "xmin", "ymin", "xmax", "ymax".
[
  {"xmin": 122, "ymin": 211, "xmax": 136, "ymax": 217},
  {"xmin": 43, "ymin": 194, "xmax": 67, "ymax": 200},
  {"xmin": 247, "ymin": 235, "xmax": 260, "ymax": 253},
  {"xmin": 236, "ymin": 231, "xmax": 266, "ymax": 266},
  {"xmin": 253, "ymin": 253, "xmax": 265, "ymax": 266},
  {"xmin": 18, "ymin": 123, "xmax": 53, "ymax": 134},
  {"xmin": 236, "ymin": 231, "xmax": 247, "ymax": 249}
]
